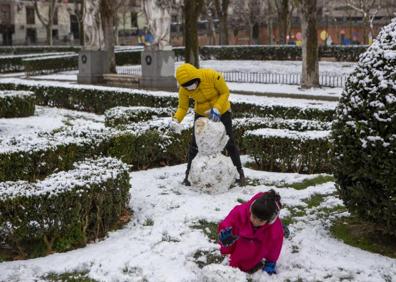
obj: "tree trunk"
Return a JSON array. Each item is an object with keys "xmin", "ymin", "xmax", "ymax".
[
  {"xmin": 79, "ymin": 20, "xmax": 84, "ymax": 46},
  {"xmin": 101, "ymin": 0, "xmax": 117, "ymax": 73},
  {"xmin": 215, "ymin": 0, "xmax": 229, "ymax": 45},
  {"xmin": 47, "ymin": 23, "xmax": 53, "ymax": 46},
  {"xmin": 277, "ymin": 0, "xmax": 289, "ymax": 44},
  {"xmin": 184, "ymin": 0, "xmax": 203, "ymax": 67},
  {"xmin": 267, "ymin": 0, "xmax": 274, "ymax": 44},
  {"xmin": 299, "ymin": 0, "xmax": 319, "ymax": 88},
  {"xmin": 362, "ymin": 14, "xmax": 369, "ymax": 44}
]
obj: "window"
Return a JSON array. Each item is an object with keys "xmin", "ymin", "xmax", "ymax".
[
  {"xmin": 131, "ymin": 11, "xmax": 137, "ymax": 27},
  {"xmin": 26, "ymin": 6, "xmax": 35, "ymax": 25},
  {"xmin": 53, "ymin": 7, "xmax": 58, "ymax": 25}
]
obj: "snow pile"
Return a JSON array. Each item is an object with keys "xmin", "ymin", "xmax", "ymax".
[
  {"xmin": 189, "ymin": 118, "xmax": 237, "ymax": 193},
  {"xmin": 199, "ymin": 264, "xmax": 247, "ymax": 281}
]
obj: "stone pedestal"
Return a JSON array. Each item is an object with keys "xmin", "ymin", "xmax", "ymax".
[
  {"xmin": 77, "ymin": 50, "xmax": 108, "ymax": 84},
  {"xmin": 140, "ymin": 49, "xmax": 177, "ymax": 91}
]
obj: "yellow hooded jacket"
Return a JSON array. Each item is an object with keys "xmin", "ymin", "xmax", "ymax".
[{"xmin": 174, "ymin": 63, "xmax": 231, "ymax": 122}]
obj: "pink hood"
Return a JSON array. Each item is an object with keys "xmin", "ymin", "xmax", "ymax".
[{"xmin": 218, "ymin": 192, "xmax": 284, "ymax": 272}]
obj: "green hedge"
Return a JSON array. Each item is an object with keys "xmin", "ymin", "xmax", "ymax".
[
  {"xmin": 24, "ymin": 54, "xmax": 79, "ymax": 76},
  {"xmin": 0, "ymin": 46, "xmax": 81, "ymax": 55},
  {"xmin": 200, "ymin": 45, "xmax": 368, "ymax": 62},
  {"xmin": 0, "ymin": 90, "xmax": 35, "ymax": 118},
  {"xmin": 105, "ymin": 106, "xmax": 172, "ymax": 127},
  {"xmin": 244, "ymin": 128, "xmax": 331, "ymax": 173},
  {"xmin": 0, "ymin": 82, "xmax": 335, "ymax": 121},
  {"xmin": 0, "ymin": 157, "xmax": 130, "ymax": 259}
]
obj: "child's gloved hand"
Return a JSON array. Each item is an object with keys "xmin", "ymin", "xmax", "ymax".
[
  {"xmin": 262, "ymin": 261, "xmax": 277, "ymax": 275},
  {"xmin": 205, "ymin": 108, "xmax": 221, "ymax": 122},
  {"xmin": 219, "ymin": 227, "xmax": 239, "ymax": 247}
]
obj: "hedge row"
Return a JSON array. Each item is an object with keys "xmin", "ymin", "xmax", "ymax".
[
  {"xmin": 0, "ymin": 46, "xmax": 81, "ymax": 55},
  {"xmin": 0, "ymin": 157, "xmax": 130, "ymax": 259},
  {"xmin": 104, "ymin": 106, "xmax": 172, "ymax": 127},
  {"xmin": 0, "ymin": 82, "xmax": 335, "ymax": 121},
  {"xmin": 0, "ymin": 90, "xmax": 35, "ymax": 118},
  {"xmin": 244, "ymin": 128, "xmax": 331, "ymax": 173},
  {"xmin": 0, "ymin": 52, "xmax": 76, "ymax": 73},
  {"xmin": 200, "ymin": 45, "xmax": 368, "ymax": 62},
  {"xmin": 24, "ymin": 54, "xmax": 79, "ymax": 76}
]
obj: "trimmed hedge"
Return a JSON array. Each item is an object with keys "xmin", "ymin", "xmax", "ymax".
[
  {"xmin": 200, "ymin": 45, "xmax": 368, "ymax": 62},
  {"xmin": 0, "ymin": 82, "xmax": 335, "ymax": 121},
  {"xmin": 0, "ymin": 90, "xmax": 35, "ymax": 118},
  {"xmin": 0, "ymin": 157, "xmax": 130, "ymax": 259},
  {"xmin": 244, "ymin": 128, "xmax": 331, "ymax": 173},
  {"xmin": 105, "ymin": 106, "xmax": 172, "ymax": 127},
  {"xmin": 0, "ymin": 46, "xmax": 81, "ymax": 55},
  {"xmin": 331, "ymin": 19, "xmax": 396, "ymax": 237},
  {"xmin": 24, "ymin": 54, "xmax": 79, "ymax": 76}
]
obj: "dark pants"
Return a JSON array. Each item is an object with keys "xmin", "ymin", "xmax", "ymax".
[{"xmin": 185, "ymin": 111, "xmax": 242, "ymax": 176}]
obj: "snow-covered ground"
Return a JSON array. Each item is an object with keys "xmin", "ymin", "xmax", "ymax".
[{"xmin": 0, "ymin": 164, "xmax": 395, "ymax": 282}]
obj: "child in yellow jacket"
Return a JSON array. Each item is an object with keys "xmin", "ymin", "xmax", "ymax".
[{"xmin": 173, "ymin": 63, "xmax": 245, "ymax": 186}]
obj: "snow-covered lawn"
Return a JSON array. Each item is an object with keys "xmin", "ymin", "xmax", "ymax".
[{"xmin": 0, "ymin": 164, "xmax": 395, "ymax": 282}]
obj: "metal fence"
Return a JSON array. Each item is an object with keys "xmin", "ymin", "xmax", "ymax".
[{"xmin": 116, "ymin": 66, "xmax": 347, "ymax": 88}]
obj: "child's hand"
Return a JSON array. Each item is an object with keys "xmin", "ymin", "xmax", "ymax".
[
  {"xmin": 219, "ymin": 227, "xmax": 239, "ymax": 247},
  {"xmin": 262, "ymin": 261, "xmax": 277, "ymax": 275}
]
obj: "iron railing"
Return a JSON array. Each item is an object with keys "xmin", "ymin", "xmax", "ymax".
[{"xmin": 116, "ymin": 66, "xmax": 348, "ymax": 88}]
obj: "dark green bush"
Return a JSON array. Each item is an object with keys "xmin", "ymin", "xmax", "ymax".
[
  {"xmin": 331, "ymin": 19, "xmax": 396, "ymax": 237},
  {"xmin": 0, "ymin": 90, "xmax": 35, "ymax": 118},
  {"xmin": 0, "ymin": 46, "xmax": 81, "ymax": 55},
  {"xmin": 245, "ymin": 128, "xmax": 331, "ymax": 173},
  {"xmin": 0, "ymin": 82, "xmax": 335, "ymax": 121},
  {"xmin": 0, "ymin": 157, "xmax": 130, "ymax": 259},
  {"xmin": 24, "ymin": 54, "xmax": 78, "ymax": 76},
  {"xmin": 200, "ymin": 45, "xmax": 367, "ymax": 62},
  {"xmin": 105, "ymin": 106, "xmax": 172, "ymax": 127}
]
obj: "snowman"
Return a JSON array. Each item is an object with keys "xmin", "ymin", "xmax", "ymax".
[{"xmin": 188, "ymin": 117, "xmax": 238, "ymax": 193}]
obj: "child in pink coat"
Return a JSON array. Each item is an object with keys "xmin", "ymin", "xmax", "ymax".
[{"xmin": 218, "ymin": 189, "xmax": 284, "ymax": 274}]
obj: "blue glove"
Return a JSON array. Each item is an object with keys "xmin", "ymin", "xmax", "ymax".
[
  {"xmin": 219, "ymin": 227, "xmax": 238, "ymax": 247},
  {"xmin": 207, "ymin": 108, "xmax": 221, "ymax": 122},
  {"xmin": 262, "ymin": 261, "xmax": 277, "ymax": 275}
]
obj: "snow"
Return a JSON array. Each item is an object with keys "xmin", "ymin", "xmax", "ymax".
[
  {"xmin": 0, "ymin": 165, "xmax": 395, "ymax": 281},
  {"xmin": 246, "ymin": 128, "xmax": 330, "ymax": 140},
  {"xmin": 0, "ymin": 90, "xmax": 34, "ymax": 98}
]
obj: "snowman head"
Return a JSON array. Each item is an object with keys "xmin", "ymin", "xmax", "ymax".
[{"xmin": 194, "ymin": 117, "xmax": 229, "ymax": 156}]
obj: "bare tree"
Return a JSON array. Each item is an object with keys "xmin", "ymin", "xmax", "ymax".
[
  {"xmin": 229, "ymin": 0, "xmax": 263, "ymax": 45},
  {"xmin": 100, "ymin": 0, "xmax": 122, "ymax": 73},
  {"xmin": 229, "ymin": 0, "xmax": 247, "ymax": 44},
  {"xmin": 33, "ymin": 0, "xmax": 57, "ymax": 45},
  {"xmin": 184, "ymin": 0, "xmax": 204, "ymax": 67},
  {"xmin": 273, "ymin": 0, "xmax": 293, "ymax": 44},
  {"xmin": 346, "ymin": 0, "xmax": 381, "ymax": 44},
  {"xmin": 214, "ymin": 0, "xmax": 229, "ymax": 45},
  {"xmin": 297, "ymin": 0, "xmax": 319, "ymax": 88}
]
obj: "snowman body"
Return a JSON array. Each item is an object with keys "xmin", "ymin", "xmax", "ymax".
[{"xmin": 188, "ymin": 117, "xmax": 237, "ymax": 193}]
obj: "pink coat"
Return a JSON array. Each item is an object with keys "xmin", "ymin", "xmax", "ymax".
[{"xmin": 218, "ymin": 192, "xmax": 284, "ymax": 272}]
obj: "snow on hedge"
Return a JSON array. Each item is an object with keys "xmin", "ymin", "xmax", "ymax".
[
  {"xmin": 245, "ymin": 128, "xmax": 330, "ymax": 140},
  {"xmin": 0, "ymin": 157, "xmax": 128, "ymax": 199},
  {"xmin": 0, "ymin": 90, "xmax": 34, "ymax": 98}
]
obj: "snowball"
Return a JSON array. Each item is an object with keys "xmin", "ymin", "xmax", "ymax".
[
  {"xmin": 199, "ymin": 264, "xmax": 247, "ymax": 282},
  {"xmin": 195, "ymin": 118, "xmax": 228, "ymax": 156}
]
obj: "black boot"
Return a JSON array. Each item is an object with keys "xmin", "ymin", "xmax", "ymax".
[
  {"xmin": 182, "ymin": 172, "xmax": 191, "ymax": 186},
  {"xmin": 237, "ymin": 168, "xmax": 246, "ymax": 186}
]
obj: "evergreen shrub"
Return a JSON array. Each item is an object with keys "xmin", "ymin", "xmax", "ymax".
[
  {"xmin": 0, "ymin": 157, "xmax": 130, "ymax": 259},
  {"xmin": 331, "ymin": 19, "xmax": 396, "ymax": 236},
  {"xmin": 105, "ymin": 106, "xmax": 172, "ymax": 127},
  {"xmin": 245, "ymin": 128, "xmax": 331, "ymax": 173},
  {"xmin": 0, "ymin": 90, "xmax": 35, "ymax": 118}
]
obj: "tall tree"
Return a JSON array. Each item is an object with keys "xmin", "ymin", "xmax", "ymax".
[
  {"xmin": 184, "ymin": 0, "xmax": 204, "ymax": 67},
  {"xmin": 204, "ymin": 0, "xmax": 217, "ymax": 45},
  {"xmin": 297, "ymin": 0, "xmax": 319, "ymax": 88},
  {"xmin": 346, "ymin": 0, "xmax": 381, "ymax": 44},
  {"xmin": 214, "ymin": 0, "xmax": 229, "ymax": 45},
  {"xmin": 273, "ymin": 0, "xmax": 291, "ymax": 44},
  {"xmin": 33, "ymin": 0, "xmax": 57, "ymax": 45},
  {"xmin": 66, "ymin": 0, "xmax": 85, "ymax": 46},
  {"xmin": 100, "ymin": 0, "xmax": 122, "ymax": 73}
]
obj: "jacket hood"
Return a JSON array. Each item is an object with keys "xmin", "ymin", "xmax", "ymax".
[{"xmin": 175, "ymin": 63, "xmax": 201, "ymax": 85}]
